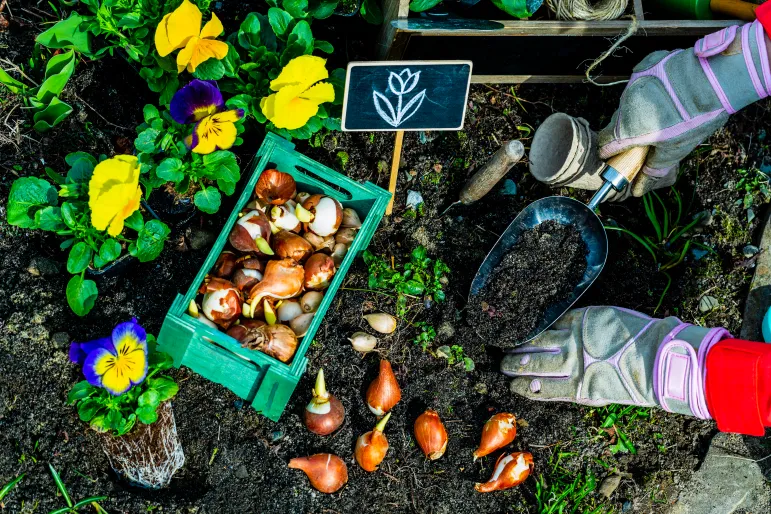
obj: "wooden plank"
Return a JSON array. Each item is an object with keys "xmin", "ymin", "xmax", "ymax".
[
  {"xmin": 391, "ymin": 18, "xmax": 738, "ymax": 36},
  {"xmin": 471, "ymin": 74, "xmax": 629, "ymax": 84},
  {"xmin": 377, "ymin": 0, "xmax": 411, "ymax": 59}
]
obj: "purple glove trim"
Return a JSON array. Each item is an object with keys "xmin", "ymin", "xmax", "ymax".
[
  {"xmin": 695, "ymin": 25, "xmax": 737, "ymax": 57},
  {"xmin": 742, "ymin": 23, "xmax": 767, "ymax": 100},
  {"xmin": 755, "ymin": 20, "xmax": 771, "ymax": 95},
  {"xmin": 699, "ymin": 56, "xmax": 736, "ymax": 114}
]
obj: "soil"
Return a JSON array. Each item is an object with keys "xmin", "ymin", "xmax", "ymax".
[
  {"xmin": 469, "ymin": 220, "xmax": 588, "ymax": 346},
  {"xmin": 2, "ymin": 1, "xmax": 771, "ymax": 513}
]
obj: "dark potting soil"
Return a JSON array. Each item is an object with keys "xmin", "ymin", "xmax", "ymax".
[{"xmin": 469, "ymin": 220, "xmax": 588, "ymax": 347}]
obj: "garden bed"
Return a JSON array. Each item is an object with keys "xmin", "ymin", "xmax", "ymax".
[{"xmin": 2, "ymin": 1, "xmax": 770, "ymax": 512}]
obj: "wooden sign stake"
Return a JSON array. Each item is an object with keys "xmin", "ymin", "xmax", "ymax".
[{"xmin": 386, "ymin": 130, "xmax": 404, "ymax": 215}]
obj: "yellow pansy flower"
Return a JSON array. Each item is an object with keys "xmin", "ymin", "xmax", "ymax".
[
  {"xmin": 260, "ymin": 55, "xmax": 336, "ymax": 130},
  {"xmin": 154, "ymin": 0, "xmax": 228, "ymax": 74},
  {"xmin": 88, "ymin": 155, "xmax": 142, "ymax": 237}
]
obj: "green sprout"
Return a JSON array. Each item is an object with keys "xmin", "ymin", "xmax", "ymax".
[{"xmin": 47, "ymin": 464, "xmax": 109, "ymax": 514}]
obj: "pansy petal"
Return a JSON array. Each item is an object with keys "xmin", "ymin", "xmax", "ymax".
[
  {"xmin": 83, "ymin": 347, "xmax": 117, "ymax": 389},
  {"xmin": 170, "ymin": 79, "xmax": 224, "ymax": 124},
  {"xmin": 106, "ymin": 185, "xmax": 141, "ymax": 237},
  {"xmin": 200, "ymin": 12, "xmax": 224, "ymax": 39},
  {"xmin": 111, "ymin": 319, "xmax": 147, "ymax": 352},
  {"xmin": 154, "ymin": 13, "xmax": 175, "ymax": 57},
  {"xmin": 211, "ymin": 108, "xmax": 243, "ymax": 123},
  {"xmin": 69, "ymin": 342, "xmax": 86, "ymax": 365},
  {"xmin": 100, "ymin": 364, "xmax": 134, "ymax": 396},
  {"xmin": 165, "ymin": 0, "xmax": 201, "ymax": 51},
  {"xmin": 260, "ymin": 94, "xmax": 277, "ymax": 120},
  {"xmin": 269, "ymin": 84, "xmax": 320, "ymax": 130},
  {"xmin": 89, "ymin": 156, "xmax": 141, "ymax": 235},
  {"xmin": 270, "ymin": 55, "xmax": 329, "ymax": 92},
  {"xmin": 191, "ymin": 114, "xmax": 238, "ymax": 154},
  {"xmin": 176, "ymin": 36, "xmax": 199, "ymax": 74},
  {"xmin": 185, "ymin": 39, "xmax": 229, "ymax": 73},
  {"xmin": 298, "ymin": 81, "xmax": 335, "ymax": 104}
]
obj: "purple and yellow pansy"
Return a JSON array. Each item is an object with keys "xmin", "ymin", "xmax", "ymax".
[
  {"xmin": 70, "ymin": 318, "xmax": 148, "ymax": 396},
  {"xmin": 170, "ymin": 79, "xmax": 244, "ymax": 155}
]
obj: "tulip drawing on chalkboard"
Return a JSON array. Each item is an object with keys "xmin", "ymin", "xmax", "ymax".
[{"xmin": 373, "ymin": 69, "xmax": 427, "ymax": 128}]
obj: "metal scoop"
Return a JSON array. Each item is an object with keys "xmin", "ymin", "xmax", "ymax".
[{"xmin": 469, "ymin": 146, "xmax": 649, "ymax": 345}]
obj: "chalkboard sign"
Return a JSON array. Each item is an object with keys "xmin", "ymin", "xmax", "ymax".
[{"xmin": 341, "ymin": 61, "xmax": 473, "ymax": 132}]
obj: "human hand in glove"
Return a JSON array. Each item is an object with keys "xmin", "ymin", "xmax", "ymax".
[
  {"xmin": 500, "ymin": 306, "xmax": 771, "ymax": 436},
  {"xmin": 530, "ymin": 16, "xmax": 771, "ymax": 201}
]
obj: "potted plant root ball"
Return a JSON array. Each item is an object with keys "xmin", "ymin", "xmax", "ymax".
[{"xmin": 67, "ymin": 318, "xmax": 184, "ymax": 489}]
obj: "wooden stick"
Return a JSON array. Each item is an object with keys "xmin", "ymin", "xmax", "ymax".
[{"xmin": 386, "ymin": 130, "xmax": 404, "ymax": 215}]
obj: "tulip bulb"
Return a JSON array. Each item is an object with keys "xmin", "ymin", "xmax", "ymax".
[
  {"xmin": 295, "ymin": 191, "xmax": 311, "ymax": 206},
  {"xmin": 301, "ymin": 291, "xmax": 323, "ymax": 313},
  {"xmin": 363, "ymin": 313, "xmax": 397, "ymax": 334},
  {"xmin": 248, "ymin": 259, "xmax": 305, "ymax": 313},
  {"xmin": 304, "ymin": 368, "xmax": 345, "ymax": 435},
  {"xmin": 473, "ymin": 413, "xmax": 517, "ymax": 461},
  {"xmin": 246, "ymin": 198, "xmax": 270, "ymax": 212},
  {"xmin": 303, "ymin": 232, "xmax": 336, "ymax": 253},
  {"xmin": 335, "ymin": 227, "xmax": 357, "ymax": 246},
  {"xmin": 290, "ymin": 313, "xmax": 314, "ymax": 337},
  {"xmin": 304, "ymin": 253, "xmax": 336, "ymax": 291},
  {"xmin": 229, "ymin": 210, "xmax": 271, "ymax": 253},
  {"xmin": 241, "ymin": 323, "xmax": 298, "ymax": 362},
  {"xmin": 341, "ymin": 207, "xmax": 362, "ymax": 228},
  {"xmin": 277, "ymin": 299, "xmax": 303, "ymax": 322},
  {"xmin": 331, "ymin": 243, "xmax": 348, "ymax": 267},
  {"xmin": 355, "ymin": 412, "xmax": 391, "ymax": 472},
  {"xmin": 273, "ymin": 230, "xmax": 312, "ymax": 262},
  {"xmin": 226, "ymin": 319, "xmax": 266, "ymax": 343},
  {"xmin": 201, "ymin": 278, "xmax": 242, "ymax": 328},
  {"xmin": 255, "ymin": 168, "xmax": 296, "ymax": 205},
  {"xmin": 213, "ymin": 251, "xmax": 237, "ymax": 278},
  {"xmin": 349, "ymin": 332, "xmax": 377, "ymax": 354},
  {"xmin": 414, "ymin": 409, "xmax": 448, "ymax": 460},
  {"xmin": 233, "ymin": 268, "xmax": 263, "ymax": 292},
  {"xmin": 366, "ymin": 360, "xmax": 401, "ymax": 416},
  {"xmin": 302, "ymin": 195, "xmax": 343, "ymax": 237},
  {"xmin": 288, "ymin": 454, "xmax": 348, "ymax": 494},
  {"xmin": 270, "ymin": 204, "xmax": 301, "ymax": 232},
  {"xmin": 474, "ymin": 452, "xmax": 533, "ymax": 493}
]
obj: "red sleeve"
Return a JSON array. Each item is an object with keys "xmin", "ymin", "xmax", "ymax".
[
  {"xmin": 705, "ymin": 339, "xmax": 771, "ymax": 436},
  {"xmin": 758, "ymin": 1, "xmax": 771, "ymax": 39}
]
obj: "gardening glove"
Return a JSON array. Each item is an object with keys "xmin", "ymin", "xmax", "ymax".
[
  {"xmin": 500, "ymin": 306, "xmax": 730, "ymax": 420},
  {"xmin": 530, "ymin": 20, "xmax": 771, "ymax": 201}
]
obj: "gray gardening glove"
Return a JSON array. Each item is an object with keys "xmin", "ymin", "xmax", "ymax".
[
  {"xmin": 530, "ymin": 21, "xmax": 771, "ymax": 201},
  {"xmin": 500, "ymin": 306, "xmax": 730, "ymax": 419}
]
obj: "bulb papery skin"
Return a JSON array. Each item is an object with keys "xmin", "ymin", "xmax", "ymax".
[
  {"xmin": 341, "ymin": 207, "xmax": 362, "ymax": 228},
  {"xmin": 335, "ymin": 227, "xmax": 357, "ymax": 245},
  {"xmin": 473, "ymin": 412, "xmax": 517, "ymax": 460},
  {"xmin": 230, "ymin": 210, "xmax": 272, "ymax": 253},
  {"xmin": 331, "ymin": 243, "xmax": 348, "ymax": 267},
  {"xmin": 233, "ymin": 268, "xmax": 263, "ymax": 292},
  {"xmin": 349, "ymin": 332, "xmax": 377, "ymax": 354},
  {"xmin": 301, "ymin": 291, "xmax": 323, "ymax": 313},
  {"xmin": 255, "ymin": 169, "xmax": 296, "ymax": 205},
  {"xmin": 226, "ymin": 319, "xmax": 266, "ymax": 343},
  {"xmin": 414, "ymin": 409, "xmax": 448, "ymax": 460},
  {"xmin": 474, "ymin": 452, "xmax": 534, "ymax": 493},
  {"xmin": 303, "ymin": 195, "xmax": 343, "ymax": 237},
  {"xmin": 366, "ymin": 360, "xmax": 401, "ymax": 416},
  {"xmin": 363, "ymin": 313, "xmax": 397, "ymax": 334},
  {"xmin": 355, "ymin": 429, "xmax": 389, "ymax": 472},
  {"xmin": 277, "ymin": 299, "xmax": 304, "ymax": 322},
  {"xmin": 288, "ymin": 454, "xmax": 348, "ymax": 494},
  {"xmin": 240, "ymin": 324, "xmax": 298, "ymax": 362},
  {"xmin": 213, "ymin": 251, "xmax": 238, "ymax": 278},
  {"xmin": 304, "ymin": 253, "xmax": 336, "ymax": 291},
  {"xmin": 290, "ymin": 313, "xmax": 314, "ymax": 337},
  {"xmin": 271, "ymin": 204, "xmax": 301, "ymax": 232},
  {"xmin": 273, "ymin": 230, "xmax": 313, "ymax": 262},
  {"xmin": 201, "ymin": 278, "xmax": 242, "ymax": 328},
  {"xmin": 248, "ymin": 259, "xmax": 305, "ymax": 311},
  {"xmin": 304, "ymin": 395, "xmax": 345, "ymax": 435}
]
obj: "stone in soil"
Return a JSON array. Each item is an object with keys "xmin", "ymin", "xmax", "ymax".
[{"xmin": 469, "ymin": 220, "xmax": 588, "ymax": 346}]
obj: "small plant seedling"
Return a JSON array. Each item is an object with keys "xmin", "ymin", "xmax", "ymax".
[
  {"xmin": 46, "ymin": 464, "xmax": 108, "ymax": 514},
  {"xmin": 735, "ymin": 167, "xmax": 770, "ymax": 210},
  {"xmin": 413, "ymin": 322, "xmax": 436, "ymax": 351},
  {"xmin": 0, "ymin": 473, "xmax": 24, "ymax": 503}
]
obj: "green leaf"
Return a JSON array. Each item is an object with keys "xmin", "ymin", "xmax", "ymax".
[
  {"xmin": 192, "ymin": 58, "xmax": 226, "ymax": 81},
  {"xmin": 308, "ymin": 0, "xmax": 338, "ymax": 18},
  {"xmin": 67, "ymin": 242, "xmax": 93, "ymax": 274},
  {"xmin": 136, "ymin": 405, "xmax": 159, "ymax": 424},
  {"xmin": 194, "ymin": 186, "xmax": 221, "ymax": 214},
  {"xmin": 138, "ymin": 389, "xmax": 161, "ymax": 408},
  {"xmin": 31, "ymin": 97, "xmax": 73, "ymax": 132},
  {"xmin": 0, "ymin": 68, "xmax": 25, "ymax": 94},
  {"xmin": 66, "ymin": 275, "xmax": 98, "ymax": 316},
  {"xmin": 36, "ymin": 50, "xmax": 76, "ymax": 104},
  {"xmin": 72, "ymin": 496, "xmax": 109, "ymax": 510},
  {"xmin": 35, "ymin": 206, "xmax": 66, "ymax": 232},
  {"xmin": 490, "ymin": 0, "xmax": 533, "ymax": 17},
  {"xmin": 409, "ymin": 0, "xmax": 443, "ymax": 11},
  {"xmin": 7, "ymin": 177, "xmax": 58, "ymax": 228},
  {"xmin": 0, "ymin": 473, "xmax": 24, "ymax": 502},
  {"xmin": 76, "ymin": 398, "xmax": 101, "ymax": 422},
  {"xmin": 143, "ymin": 104, "xmax": 160, "ymax": 123},
  {"xmin": 106, "ymin": 409, "xmax": 124, "ymax": 430},
  {"xmin": 221, "ymin": 44, "xmax": 241, "ymax": 78},
  {"xmin": 60, "ymin": 202, "xmax": 79, "ymax": 228},
  {"xmin": 150, "ymin": 377, "xmax": 179, "ymax": 401},
  {"xmin": 268, "ymin": 7, "xmax": 293, "ymax": 35},
  {"xmin": 287, "ymin": 20, "xmax": 313, "ymax": 54},
  {"xmin": 283, "ymin": 0, "xmax": 309, "ymax": 18},
  {"xmin": 314, "ymin": 40, "xmax": 334, "ymax": 53},
  {"xmin": 67, "ymin": 380, "xmax": 96, "ymax": 404},
  {"xmin": 130, "ymin": 219, "xmax": 171, "ymax": 263},
  {"xmin": 226, "ymin": 93, "xmax": 254, "ymax": 113},
  {"xmin": 65, "ymin": 151, "xmax": 96, "ymax": 183},
  {"xmin": 124, "ymin": 210, "xmax": 144, "ymax": 232},
  {"xmin": 135, "ymin": 128, "xmax": 160, "ymax": 153},
  {"xmin": 156, "ymin": 157, "xmax": 185, "ymax": 183},
  {"xmin": 203, "ymin": 151, "xmax": 239, "ymax": 184},
  {"xmin": 48, "ymin": 464, "xmax": 73, "ymax": 508},
  {"xmin": 36, "ymin": 13, "xmax": 92, "ymax": 54},
  {"xmin": 360, "ymin": 0, "xmax": 384, "ymax": 24},
  {"xmin": 98, "ymin": 239, "xmax": 121, "ymax": 265}
]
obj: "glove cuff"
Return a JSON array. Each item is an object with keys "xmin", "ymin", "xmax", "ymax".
[
  {"xmin": 705, "ymin": 338, "xmax": 771, "ymax": 436},
  {"xmin": 653, "ymin": 325, "xmax": 729, "ymax": 419}
]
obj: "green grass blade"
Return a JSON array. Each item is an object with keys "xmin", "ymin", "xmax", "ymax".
[
  {"xmin": 670, "ymin": 213, "xmax": 705, "ymax": 246},
  {"xmin": 691, "ymin": 241, "xmax": 718, "ymax": 255},
  {"xmin": 47, "ymin": 508, "xmax": 72, "ymax": 514},
  {"xmin": 654, "ymin": 271, "xmax": 672, "ymax": 314},
  {"xmin": 672, "ymin": 187, "xmax": 683, "ymax": 227},
  {"xmin": 661, "ymin": 240, "xmax": 691, "ymax": 271},
  {"xmin": 0, "ymin": 473, "xmax": 25, "ymax": 501},
  {"xmin": 48, "ymin": 464, "xmax": 72, "ymax": 508},
  {"xmin": 652, "ymin": 191, "xmax": 669, "ymax": 241},
  {"xmin": 72, "ymin": 496, "xmax": 108, "ymax": 509},
  {"xmin": 605, "ymin": 226, "xmax": 658, "ymax": 263},
  {"xmin": 643, "ymin": 194, "xmax": 662, "ymax": 243}
]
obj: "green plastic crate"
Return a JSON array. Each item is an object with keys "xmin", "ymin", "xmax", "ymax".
[{"xmin": 157, "ymin": 133, "xmax": 391, "ymax": 421}]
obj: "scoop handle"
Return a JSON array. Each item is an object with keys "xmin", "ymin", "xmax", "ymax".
[
  {"xmin": 606, "ymin": 145, "xmax": 649, "ymax": 182},
  {"xmin": 459, "ymin": 140, "xmax": 525, "ymax": 204},
  {"xmin": 710, "ymin": 0, "xmax": 757, "ymax": 21}
]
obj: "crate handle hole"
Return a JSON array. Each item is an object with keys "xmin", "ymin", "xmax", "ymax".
[{"xmin": 295, "ymin": 165, "xmax": 353, "ymax": 201}]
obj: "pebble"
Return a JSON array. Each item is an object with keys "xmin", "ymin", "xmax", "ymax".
[
  {"xmin": 437, "ymin": 322, "xmax": 455, "ymax": 340},
  {"xmin": 436, "ymin": 345, "xmax": 452, "ymax": 359},
  {"xmin": 748, "ymin": 208, "xmax": 756, "ymax": 223},
  {"xmin": 500, "ymin": 179, "xmax": 518, "ymax": 196},
  {"xmin": 622, "ymin": 501, "xmax": 632, "ymax": 512},
  {"xmin": 473, "ymin": 382, "xmax": 488, "ymax": 395},
  {"xmin": 51, "ymin": 332, "xmax": 70, "ymax": 349},
  {"xmin": 743, "ymin": 245, "xmax": 760, "ymax": 258},
  {"xmin": 233, "ymin": 400, "xmax": 244, "ymax": 410},
  {"xmin": 235, "ymin": 465, "xmax": 248, "ymax": 479},
  {"xmin": 698, "ymin": 295, "xmax": 719, "ymax": 313},
  {"xmin": 27, "ymin": 256, "xmax": 59, "ymax": 276},
  {"xmin": 406, "ymin": 190, "xmax": 424, "ymax": 210},
  {"xmin": 599, "ymin": 475, "xmax": 622, "ymax": 499},
  {"xmin": 187, "ymin": 227, "xmax": 216, "ymax": 251},
  {"xmin": 271, "ymin": 430, "xmax": 284, "ymax": 443}
]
